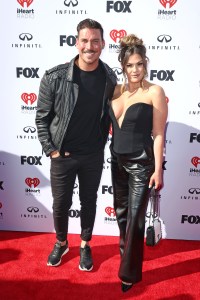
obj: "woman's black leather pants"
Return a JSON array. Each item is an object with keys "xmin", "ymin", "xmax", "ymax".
[{"xmin": 111, "ymin": 148, "xmax": 155, "ymax": 283}]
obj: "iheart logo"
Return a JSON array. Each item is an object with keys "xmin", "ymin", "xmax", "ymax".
[
  {"xmin": 191, "ymin": 157, "xmax": 200, "ymax": 168},
  {"xmin": 110, "ymin": 29, "xmax": 127, "ymax": 43},
  {"xmin": 21, "ymin": 93, "xmax": 37, "ymax": 105},
  {"xmin": 159, "ymin": 0, "xmax": 177, "ymax": 9},
  {"xmin": 25, "ymin": 178, "xmax": 40, "ymax": 188},
  {"xmin": 17, "ymin": 0, "xmax": 33, "ymax": 8},
  {"xmin": 105, "ymin": 207, "xmax": 116, "ymax": 217}
]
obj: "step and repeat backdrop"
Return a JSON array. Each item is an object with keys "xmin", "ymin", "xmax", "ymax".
[{"xmin": 0, "ymin": 0, "xmax": 200, "ymax": 240}]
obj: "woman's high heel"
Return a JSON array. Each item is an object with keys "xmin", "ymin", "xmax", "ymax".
[{"xmin": 121, "ymin": 282, "xmax": 133, "ymax": 292}]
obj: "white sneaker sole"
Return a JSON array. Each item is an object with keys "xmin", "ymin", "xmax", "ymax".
[
  {"xmin": 79, "ymin": 264, "xmax": 93, "ymax": 272},
  {"xmin": 47, "ymin": 247, "xmax": 69, "ymax": 267}
]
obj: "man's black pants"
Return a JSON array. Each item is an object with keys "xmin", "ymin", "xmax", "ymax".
[{"xmin": 50, "ymin": 150, "xmax": 104, "ymax": 242}]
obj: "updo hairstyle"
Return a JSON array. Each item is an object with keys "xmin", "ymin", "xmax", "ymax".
[{"xmin": 118, "ymin": 34, "xmax": 149, "ymax": 89}]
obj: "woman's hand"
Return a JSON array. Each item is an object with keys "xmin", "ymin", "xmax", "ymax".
[{"xmin": 149, "ymin": 171, "xmax": 163, "ymax": 190}]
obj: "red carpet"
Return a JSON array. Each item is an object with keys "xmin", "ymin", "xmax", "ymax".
[{"xmin": 0, "ymin": 231, "xmax": 199, "ymax": 300}]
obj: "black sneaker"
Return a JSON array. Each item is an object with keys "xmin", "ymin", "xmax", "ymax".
[
  {"xmin": 79, "ymin": 244, "xmax": 93, "ymax": 271},
  {"xmin": 47, "ymin": 241, "xmax": 69, "ymax": 267}
]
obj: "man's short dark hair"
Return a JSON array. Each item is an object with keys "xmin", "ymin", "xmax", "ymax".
[{"xmin": 77, "ymin": 18, "xmax": 104, "ymax": 41}]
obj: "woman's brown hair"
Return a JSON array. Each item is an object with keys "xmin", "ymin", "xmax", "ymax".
[{"xmin": 118, "ymin": 34, "xmax": 149, "ymax": 92}]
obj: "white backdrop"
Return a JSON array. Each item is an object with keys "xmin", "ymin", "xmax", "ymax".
[{"xmin": 0, "ymin": 0, "xmax": 200, "ymax": 240}]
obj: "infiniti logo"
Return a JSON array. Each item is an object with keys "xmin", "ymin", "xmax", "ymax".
[
  {"xmin": 27, "ymin": 207, "xmax": 39, "ymax": 213},
  {"xmin": 188, "ymin": 188, "xmax": 200, "ymax": 194},
  {"xmin": 23, "ymin": 126, "xmax": 36, "ymax": 133},
  {"xmin": 64, "ymin": 0, "xmax": 78, "ymax": 7},
  {"xmin": 19, "ymin": 33, "xmax": 33, "ymax": 41},
  {"xmin": 74, "ymin": 183, "xmax": 78, "ymax": 189},
  {"xmin": 157, "ymin": 34, "xmax": 172, "ymax": 43},
  {"xmin": 112, "ymin": 67, "xmax": 123, "ymax": 76},
  {"xmin": 107, "ymin": 158, "xmax": 111, "ymax": 164},
  {"xmin": 56, "ymin": 0, "xmax": 87, "ymax": 15},
  {"xmin": 112, "ymin": 67, "xmax": 123, "ymax": 83}
]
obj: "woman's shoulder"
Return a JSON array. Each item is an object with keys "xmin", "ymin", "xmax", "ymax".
[
  {"xmin": 144, "ymin": 82, "xmax": 165, "ymax": 101},
  {"xmin": 147, "ymin": 82, "xmax": 165, "ymax": 95},
  {"xmin": 145, "ymin": 82, "xmax": 167, "ymax": 108}
]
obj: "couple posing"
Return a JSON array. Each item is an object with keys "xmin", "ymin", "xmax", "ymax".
[{"xmin": 35, "ymin": 18, "xmax": 167, "ymax": 292}]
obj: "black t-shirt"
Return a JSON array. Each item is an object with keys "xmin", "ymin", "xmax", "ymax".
[{"xmin": 61, "ymin": 63, "xmax": 106, "ymax": 154}]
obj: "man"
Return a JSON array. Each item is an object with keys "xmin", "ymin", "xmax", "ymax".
[{"xmin": 35, "ymin": 19, "xmax": 116, "ymax": 271}]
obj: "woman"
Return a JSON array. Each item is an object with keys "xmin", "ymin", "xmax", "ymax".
[{"xmin": 110, "ymin": 34, "xmax": 168, "ymax": 292}]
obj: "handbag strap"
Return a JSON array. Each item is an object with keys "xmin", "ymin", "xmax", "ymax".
[{"xmin": 148, "ymin": 187, "xmax": 160, "ymax": 226}]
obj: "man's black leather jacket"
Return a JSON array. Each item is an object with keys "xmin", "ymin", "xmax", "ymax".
[{"xmin": 35, "ymin": 56, "xmax": 117, "ymax": 156}]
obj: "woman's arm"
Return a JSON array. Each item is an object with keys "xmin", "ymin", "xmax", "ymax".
[{"xmin": 149, "ymin": 85, "xmax": 168, "ymax": 190}]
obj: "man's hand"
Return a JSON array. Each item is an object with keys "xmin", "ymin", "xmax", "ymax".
[{"xmin": 50, "ymin": 150, "xmax": 60, "ymax": 158}]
